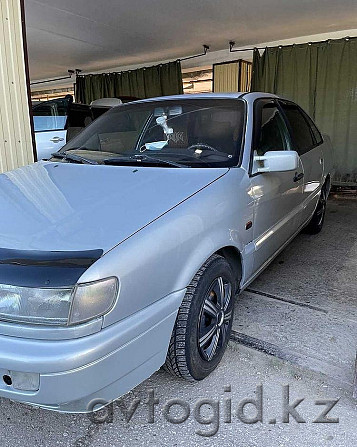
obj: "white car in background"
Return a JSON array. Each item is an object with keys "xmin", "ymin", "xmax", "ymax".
[
  {"xmin": 32, "ymin": 96, "xmax": 139, "ymax": 160},
  {"xmin": 32, "ymin": 97, "xmax": 69, "ymax": 160}
]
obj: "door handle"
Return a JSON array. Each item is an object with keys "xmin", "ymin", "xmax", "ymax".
[
  {"xmin": 293, "ymin": 172, "xmax": 304, "ymax": 182},
  {"xmin": 50, "ymin": 136, "xmax": 64, "ymax": 143}
]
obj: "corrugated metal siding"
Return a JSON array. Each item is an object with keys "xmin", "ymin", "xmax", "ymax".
[
  {"xmin": 0, "ymin": 0, "xmax": 33, "ymax": 173},
  {"xmin": 213, "ymin": 60, "xmax": 253, "ymax": 93},
  {"xmin": 239, "ymin": 60, "xmax": 252, "ymax": 92},
  {"xmin": 213, "ymin": 62, "xmax": 239, "ymax": 93}
]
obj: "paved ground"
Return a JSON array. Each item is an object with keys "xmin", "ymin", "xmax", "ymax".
[
  {"xmin": 234, "ymin": 193, "xmax": 357, "ymax": 389},
  {"xmin": 0, "ymin": 194, "xmax": 356, "ymax": 447}
]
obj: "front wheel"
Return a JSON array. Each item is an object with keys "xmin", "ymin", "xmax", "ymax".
[
  {"xmin": 164, "ymin": 254, "xmax": 236, "ymax": 381},
  {"xmin": 304, "ymin": 184, "xmax": 328, "ymax": 234}
]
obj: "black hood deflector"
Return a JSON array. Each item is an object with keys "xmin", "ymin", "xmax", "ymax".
[{"xmin": 0, "ymin": 248, "xmax": 103, "ymax": 287}]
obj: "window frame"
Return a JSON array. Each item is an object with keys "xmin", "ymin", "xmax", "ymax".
[
  {"xmin": 278, "ymin": 99, "xmax": 323, "ymax": 155},
  {"xmin": 249, "ymin": 97, "xmax": 293, "ymax": 176}
]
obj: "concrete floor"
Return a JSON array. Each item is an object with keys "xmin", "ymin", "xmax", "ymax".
[
  {"xmin": 234, "ymin": 193, "xmax": 357, "ymax": 389},
  {"xmin": 0, "ymin": 195, "xmax": 356, "ymax": 447}
]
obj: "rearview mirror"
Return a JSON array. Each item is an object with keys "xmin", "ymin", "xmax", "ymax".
[{"xmin": 253, "ymin": 151, "xmax": 299, "ymax": 173}]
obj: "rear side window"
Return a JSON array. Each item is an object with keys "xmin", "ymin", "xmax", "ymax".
[
  {"xmin": 300, "ymin": 109, "xmax": 323, "ymax": 146},
  {"xmin": 279, "ymin": 103, "xmax": 319, "ymax": 155}
]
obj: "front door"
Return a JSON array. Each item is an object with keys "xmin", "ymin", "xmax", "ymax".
[
  {"xmin": 249, "ymin": 99, "xmax": 304, "ymax": 273},
  {"xmin": 33, "ymin": 98, "xmax": 69, "ymax": 160}
]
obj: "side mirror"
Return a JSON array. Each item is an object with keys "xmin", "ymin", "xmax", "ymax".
[{"xmin": 253, "ymin": 151, "xmax": 299, "ymax": 173}]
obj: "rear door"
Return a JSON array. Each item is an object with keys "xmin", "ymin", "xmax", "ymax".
[
  {"xmin": 279, "ymin": 101, "xmax": 323, "ymax": 224},
  {"xmin": 249, "ymin": 99, "xmax": 304, "ymax": 273}
]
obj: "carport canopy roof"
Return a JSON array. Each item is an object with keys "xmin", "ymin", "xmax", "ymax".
[{"xmin": 25, "ymin": 0, "xmax": 357, "ymax": 81}]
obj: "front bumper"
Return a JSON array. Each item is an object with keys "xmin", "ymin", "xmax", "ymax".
[{"xmin": 0, "ymin": 289, "xmax": 185, "ymax": 413}]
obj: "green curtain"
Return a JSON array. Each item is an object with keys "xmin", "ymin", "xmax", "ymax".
[
  {"xmin": 75, "ymin": 60, "xmax": 183, "ymax": 105},
  {"xmin": 251, "ymin": 37, "xmax": 357, "ymax": 185}
]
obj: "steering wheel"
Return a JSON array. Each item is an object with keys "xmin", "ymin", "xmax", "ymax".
[{"xmin": 187, "ymin": 143, "xmax": 219, "ymax": 153}]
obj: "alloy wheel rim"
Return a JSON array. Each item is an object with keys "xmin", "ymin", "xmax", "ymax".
[{"xmin": 198, "ymin": 276, "xmax": 233, "ymax": 361}]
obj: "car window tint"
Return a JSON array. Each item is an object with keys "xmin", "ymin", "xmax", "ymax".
[
  {"xmin": 256, "ymin": 104, "xmax": 291, "ymax": 156},
  {"xmin": 299, "ymin": 108, "xmax": 323, "ymax": 146},
  {"xmin": 280, "ymin": 103, "xmax": 315, "ymax": 155}
]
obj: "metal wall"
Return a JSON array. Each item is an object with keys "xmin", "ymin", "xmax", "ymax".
[
  {"xmin": 213, "ymin": 60, "xmax": 253, "ymax": 93},
  {"xmin": 0, "ymin": 0, "xmax": 34, "ymax": 174},
  {"xmin": 213, "ymin": 62, "xmax": 239, "ymax": 92}
]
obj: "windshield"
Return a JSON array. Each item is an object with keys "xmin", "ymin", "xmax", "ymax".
[{"xmin": 57, "ymin": 99, "xmax": 245, "ymax": 168}]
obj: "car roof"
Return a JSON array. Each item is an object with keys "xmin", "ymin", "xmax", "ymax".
[{"xmin": 122, "ymin": 92, "xmax": 280, "ymax": 106}]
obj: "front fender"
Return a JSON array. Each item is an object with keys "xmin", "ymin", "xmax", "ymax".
[{"xmin": 79, "ymin": 168, "xmax": 254, "ymax": 327}]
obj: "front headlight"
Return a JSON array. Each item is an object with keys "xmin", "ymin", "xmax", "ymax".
[{"xmin": 0, "ymin": 277, "xmax": 118, "ymax": 326}]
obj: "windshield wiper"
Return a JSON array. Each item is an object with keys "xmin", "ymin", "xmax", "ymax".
[
  {"xmin": 103, "ymin": 154, "xmax": 188, "ymax": 168},
  {"xmin": 51, "ymin": 151, "xmax": 99, "ymax": 165},
  {"xmin": 136, "ymin": 154, "xmax": 188, "ymax": 168}
]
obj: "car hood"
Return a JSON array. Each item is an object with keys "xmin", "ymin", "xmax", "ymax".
[{"xmin": 0, "ymin": 161, "xmax": 228, "ymax": 253}]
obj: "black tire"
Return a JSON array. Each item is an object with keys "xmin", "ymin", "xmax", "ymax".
[
  {"xmin": 164, "ymin": 254, "xmax": 236, "ymax": 381},
  {"xmin": 304, "ymin": 184, "xmax": 328, "ymax": 234}
]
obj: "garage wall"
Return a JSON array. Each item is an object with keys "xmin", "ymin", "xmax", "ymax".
[{"xmin": 0, "ymin": 0, "xmax": 34, "ymax": 173}]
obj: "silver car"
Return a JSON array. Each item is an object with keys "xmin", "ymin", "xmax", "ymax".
[{"xmin": 0, "ymin": 93, "xmax": 332, "ymax": 412}]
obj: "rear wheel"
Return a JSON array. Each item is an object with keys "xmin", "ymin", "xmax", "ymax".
[
  {"xmin": 164, "ymin": 254, "xmax": 236, "ymax": 381},
  {"xmin": 304, "ymin": 184, "xmax": 328, "ymax": 234}
]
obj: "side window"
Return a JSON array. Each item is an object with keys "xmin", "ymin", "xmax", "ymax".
[
  {"xmin": 256, "ymin": 103, "xmax": 291, "ymax": 156},
  {"xmin": 32, "ymin": 98, "xmax": 69, "ymax": 132},
  {"xmin": 279, "ymin": 103, "xmax": 317, "ymax": 155},
  {"xmin": 299, "ymin": 108, "xmax": 323, "ymax": 146}
]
